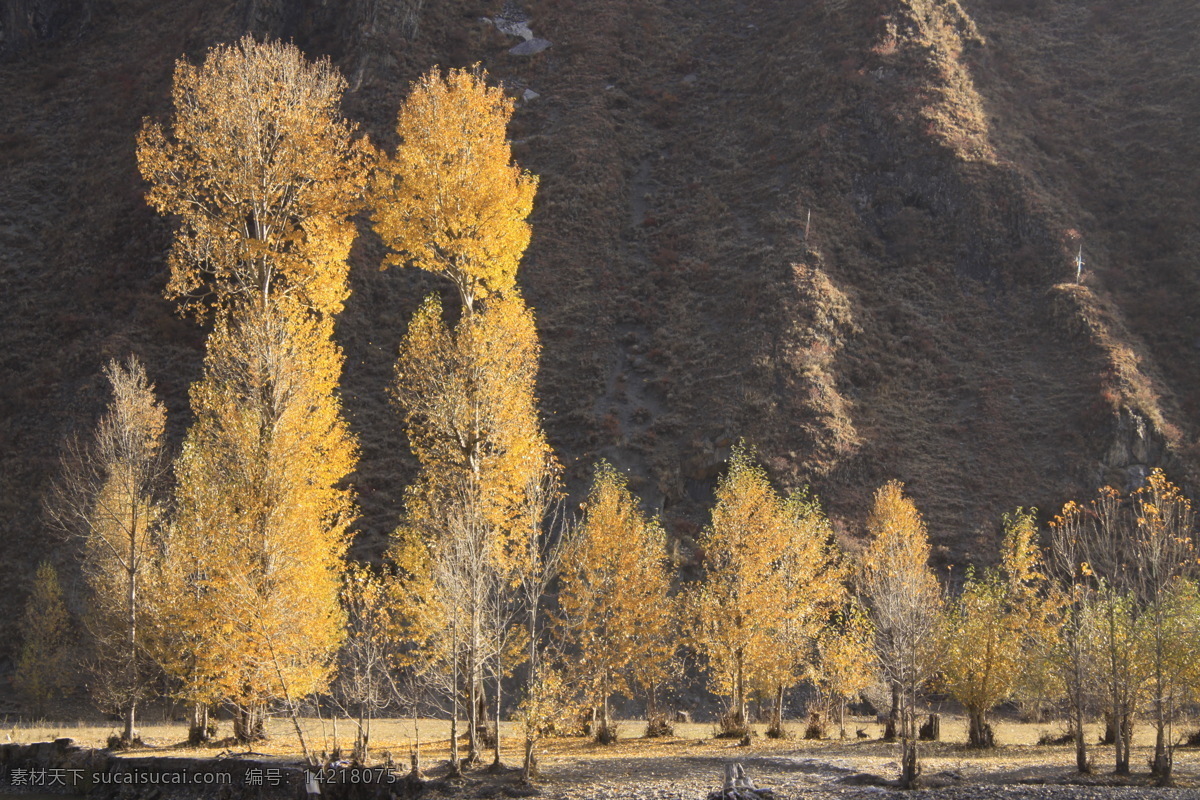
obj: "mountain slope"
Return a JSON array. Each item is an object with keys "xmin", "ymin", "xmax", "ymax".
[{"xmin": 0, "ymin": 0, "xmax": 1197, "ymax": 666}]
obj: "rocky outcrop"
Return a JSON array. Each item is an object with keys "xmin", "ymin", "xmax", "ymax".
[{"xmin": 1098, "ymin": 408, "xmax": 1173, "ymax": 492}]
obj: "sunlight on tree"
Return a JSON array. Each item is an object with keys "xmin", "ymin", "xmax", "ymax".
[{"xmin": 372, "ymin": 65, "xmax": 537, "ymax": 313}]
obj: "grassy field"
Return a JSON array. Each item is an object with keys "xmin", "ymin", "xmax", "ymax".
[{"xmin": 5, "ymin": 714, "xmax": 1200, "ymax": 789}]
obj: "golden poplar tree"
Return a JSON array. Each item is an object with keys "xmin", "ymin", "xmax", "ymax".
[
  {"xmin": 1052, "ymin": 472, "xmax": 1199, "ymax": 779},
  {"xmin": 138, "ymin": 36, "xmax": 370, "ymax": 319},
  {"xmin": 47, "ymin": 357, "xmax": 167, "ymax": 744},
  {"xmin": 377, "ymin": 64, "xmax": 549, "ymax": 767},
  {"xmin": 1128, "ymin": 470, "xmax": 1197, "ymax": 780},
  {"xmin": 689, "ymin": 445, "xmax": 843, "ymax": 737},
  {"xmin": 859, "ymin": 481, "xmax": 943, "ymax": 788},
  {"xmin": 371, "ymin": 65, "xmax": 537, "ymax": 313},
  {"xmin": 170, "ymin": 302, "xmax": 355, "ymax": 745},
  {"xmin": 558, "ymin": 462, "xmax": 674, "ymax": 743},
  {"xmin": 942, "ymin": 509, "xmax": 1048, "ymax": 747},
  {"xmin": 1071, "ymin": 485, "xmax": 1146, "ymax": 776},
  {"xmin": 1047, "ymin": 499, "xmax": 1097, "ymax": 774},
  {"xmin": 392, "ymin": 290, "xmax": 549, "ymax": 765},
  {"xmin": 138, "ymin": 37, "xmax": 365, "ymax": 746}
]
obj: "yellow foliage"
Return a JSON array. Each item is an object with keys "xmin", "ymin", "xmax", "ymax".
[
  {"xmin": 385, "ymin": 527, "xmax": 445, "ymax": 667},
  {"xmin": 166, "ymin": 299, "xmax": 356, "ymax": 708},
  {"xmin": 858, "ymin": 481, "xmax": 943, "ymax": 715},
  {"xmin": 137, "ymin": 36, "xmax": 370, "ymax": 319},
  {"xmin": 393, "ymin": 291, "xmax": 549, "ymax": 564},
  {"xmin": 815, "ymin": 599, "xmax": 876, "ymax": 705},
  {"xmin": 390, "ymin": 285, "xmax": 551, "ymax": 759},
  {"xmin": 77, "ymin": 358, "xmax": 167, "ymax": 639},
  {"xmin": 15, "ymin": 563, "xmax": 72, "ymax": 711},
  {"xmin": 942, "ymin": 508, "xmax": 1052, "ymax": 740},
  {"xmin": 371, "ymin": 66, "xmax": 537, "ymax": 311},
  {"xmin": 689, "ymin": 445, "xmax": 844, "ymax": 724},
  {"xmin": 140, "ymin": 38, "xmax": 364, "ymax": 727},
  {"xmin": 558, "ymin": 463, "xmax": 674, "ymax": 728}
]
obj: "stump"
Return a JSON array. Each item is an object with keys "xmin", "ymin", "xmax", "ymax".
[
  {"xmin": 919, "ymin": 713, "xmax": 941, "ymax": 742},
  {"xmin": 707, "ymin": 762, "xmax": 775, "ymax": 800}
]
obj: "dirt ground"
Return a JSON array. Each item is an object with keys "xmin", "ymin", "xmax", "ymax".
[{"xmin": 6, "ymin": 715, "xmax": 1200, "ymax": 798}]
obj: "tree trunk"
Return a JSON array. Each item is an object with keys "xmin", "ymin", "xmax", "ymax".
[
  {"xmin": 838, "ymin": 699, "xmax": 846, "ymax": 740},
  {"xmin": 125, "ymin": 523, "xmax": 138, "ymax": 746},
  {"xmin": 900, "ymin": 734, "xmax": 921, "ymax": 789},
  {"xmin": 410, "ymin": 707, "xmax": 424, "ymax": 780},
  {"xmin": 1111, "ymin": 707, "xmax": 1128, "ymax": 775},
  {"xmin": 1072, "ymin": 706, "xmax": 1090, "ymax": 774},
  {"xmin": 734, "ymin": 649, "xmax": 747, "ymax": 732},
  {"xmin": 883, "ymin": 682, "xmax": 899, "ymax": 741},
  {"xmin": 355, "ymin": 705, "xmax": 371, "ymax": 762},
  {"xmin": 768, "ymin": 685, "xmax": 785, "ymax": 737},
  {"xmin": 1101, "ymin": 712, "xmax": 1116, "ymax": 745},
  {"xmin": 124, "ymin": 700, "xmax": 137, "ymax": 745},
  {"xmin": 467, "ymin": 641, "xmax": 480, "ymax": 765},
  {"xmin": 899, "ymin": 683, "xmax": 921, "ymax": 789},
  {"xmin": 449, "ymin": 693, "xmax": 461, "ymax": 775},
  {"xmin": 919, "ymin": 713, "xmax": 941, "ymax": 742},
  {"xmin": 491, "ymin": 665, "xmax": 502, "ymax": 767},
  {"xmin": 1117, "ymin": 712, "xmax": 1133, "ymax": 776},
  {"xmin": 522, "ymin": 735, "xmax": 536, "ymax": 781},
  {"xmin": 599, "ymin": 674, "xmax": 614, "ymax": 743},
  {"xmin": 523, "ymin": 579, "xmax": 538, "ymax": 781},
  {"xmin": 1152, "ymin": 724, "xmax": 1171, "ymax": 780},
  {"xmin": 447, "ymin": 618, "xmax": 461, "ymax": 776},
  {"xmin": 233, "ymin": 703, "xmax": 266, "ymax": 743},
  {"xmin": 967, "ymin": 708, "xmax": 993, "ymax": 748},
  {"xmin": 189, "ymin": 703, "xmax": 210, "ymax": 745},
  {"xmin": 1070, "ymin": 648, "xmax": 1090, "ymax": 773},
  {"xmin": 1151, "ymin": 676, "xmax": 1171, "ymax": 781}
]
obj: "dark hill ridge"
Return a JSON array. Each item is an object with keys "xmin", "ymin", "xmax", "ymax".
[{"xmin": 0, "ymin": 0, "xmax": 1196, "ymax": 661}]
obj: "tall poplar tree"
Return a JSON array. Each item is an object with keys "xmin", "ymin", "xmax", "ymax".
[
  {"xmin": 392, "ymin": 291, "xmax": 548, "ymax": 765},
  {"xmin": 138, "ymin": 36, "xmax": 367, "ymax": 745},
  {"xmin": 171, "ymin": 302, "xmax": 356, "ymax": 745},
  {"xmin": 942, "ymin": 509, "xmax": 1049, "ymax": 748},
  {"xmin": 47, "ymin": 357, "xmax": 167, "ymax": 744},
  {"xmin": 1047, "ymin": 499, "xmax": 1102, "ymax": 774},
  {"xmin": 1126, "ymin": 470, "xmax": 1197, "ymax": 780},
  {"xmin": 376, "ymin": 65, "xmax": 549, "ymax": 767},
  {"xmin": 859, "ymin": 481, "xmax": 943, "ymax": 789}
]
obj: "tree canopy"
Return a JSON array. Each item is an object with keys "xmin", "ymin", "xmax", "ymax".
[
  {"xmin": 138, "ymin": 35, "xmax": 370, "ymax": 318},
  {"xmin": 371, "ymin": 66, "xmax": 537, "ymax": 312}
]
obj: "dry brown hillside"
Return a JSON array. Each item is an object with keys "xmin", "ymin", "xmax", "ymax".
[{"xmin": 1, "ymin": 0, "xmax": 1197, "ymax": 664}]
